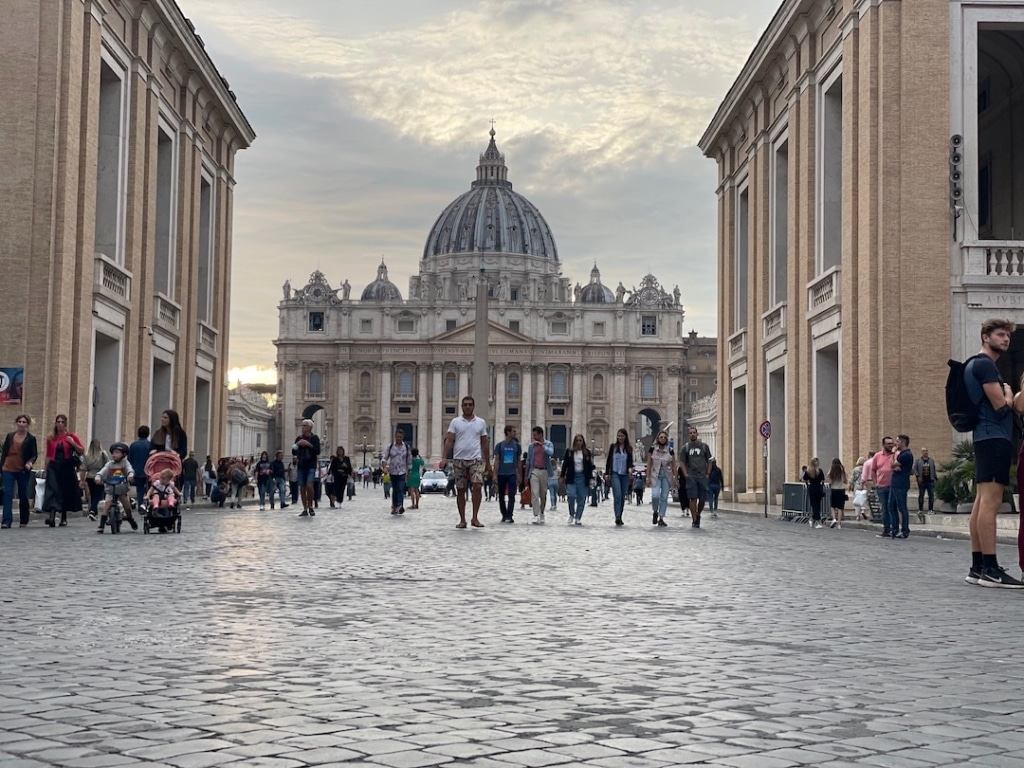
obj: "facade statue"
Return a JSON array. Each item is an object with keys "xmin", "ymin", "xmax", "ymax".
[
  {"xmin": 615, "ymin": 282, "xmax": 626, "ymax": 303},
  {"xmin": 574, "ymin": 282, "xmax": 582, "ymax": 302},
  {"xmin": 458, "ymin": 282, "xmax": 467, "ymax": 301},
  {"xmin": 282, "ymin": 280, "xmax": 291, "ymax": 300},
  {"xmin": 341, "ymin": 279, "xmax": 351, "ymax": 300},
  {"xmin": 673, "ymin": 285, "xmax": 681, "ymax": 306}
]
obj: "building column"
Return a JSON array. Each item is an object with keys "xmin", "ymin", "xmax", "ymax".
[
  {"xmin": 431, "ymin": 363, "xmax": 443, "ymax": 461},
  {"xmin": 521, "ymin": 365, "xmax": 533, "ymax": 433},
  {"xmin": 335, "ymin": 362, "xmax": 350, "ymax": 452},
  {"xmin": 665, "ymin": 366, "xmax": 681, "ymax": 436},
  {"xmin": 534, "ymin": 364, "xmax": 546, "ymax": 432},
  {"xmin": 458, "ymin": 363, "xmax": 470, "ymax": 404},
  {"xmin": 417, "ymin": 365, "xmax": 429, "ymax": 452},
  {"xmin": 283, "ymin": 362, "xmax": 299, "ymax": 445},
  {"xmin": 612, "ymin": 365, "xmax": 627, "ymax": 434},
  {"xmin": 378, "ymin": 363, "xmax": 391, "ymax": 453},
  {"xmin": 494, "ymin": 364, "xmax": 506, "ymax": 434},
  {"xmin": 570, "ymin": 364, "xmax": 584, "ymax": 439}
]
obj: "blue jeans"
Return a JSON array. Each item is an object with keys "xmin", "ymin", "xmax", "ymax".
[
  {"xmin": 707, "ymin": 484, "xmax": 721, "ymax": 511},
  {"xmin": 890, "ymin": 484, "xmax": 910, "ymax": 535},
  {"xmin": 391, "ymin": 474, "xmax": 407, "ymax": 510},
  {"xmin": 876, "ymin": 487, "xmax": 892, "ymax": 533},
  {"xmin": 611, "ymin": 472, "xmax": 630, "ymax": 519},
  {"xmin": 651, "ymin": 472, "xmax": 670, "ymax": 519},
  {"xmin": 566, "ymin": 475, "xmax": 588, "ymax": 518},
  {"xmin": 257, "ymin": 478, "xmax": 271, "ymax": 506},
  {"xmin": 183, "ymin": 479, "xmax": 196, "ymax": 504},
  {"xmin": 274, "ymin": 477, "xmax": 288, "ymax": 506},
  {"xmin": 548, "ymin": 482, "xmax": 558, "ymax": 510},
  {"xmin": 2, "ymin": 470, "xmax": 31, "ymax": 526}
]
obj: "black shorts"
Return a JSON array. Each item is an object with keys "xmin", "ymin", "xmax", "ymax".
[{"xmin": 974, "ymin": 439, "xmax": 1012, "ymax": 485}]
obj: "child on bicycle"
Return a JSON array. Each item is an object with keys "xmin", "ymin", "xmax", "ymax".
[{"xmin": 95, "ymin": 442, "xmax": 136, "ymax": 533}]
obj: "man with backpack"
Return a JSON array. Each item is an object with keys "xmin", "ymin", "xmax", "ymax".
[
  {"xmin": 382, "ymin": 428, "xmax": 412, "ymax": 516},
  {"xmin": 953, "ymin": 318, "xmax": 1023, "ymax": 588}
]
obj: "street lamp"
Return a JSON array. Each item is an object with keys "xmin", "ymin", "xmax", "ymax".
[{"xmin": 358, "ymin": 434, "xmax": 370, "ymax": 469}]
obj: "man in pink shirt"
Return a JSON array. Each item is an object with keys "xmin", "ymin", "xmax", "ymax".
[{"xmin": 865, "ymin": 436, "xmax": 896, "ymax": 537}]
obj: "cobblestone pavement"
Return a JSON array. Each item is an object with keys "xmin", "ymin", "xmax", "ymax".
[{"xmin": 3, "ymin": 489, "xmax": 1024, "ymax": 768}]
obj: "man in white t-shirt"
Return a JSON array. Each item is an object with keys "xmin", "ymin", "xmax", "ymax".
[{"xmin": 440, "ymin": 395, "xmax": 490, "ymax": 529}]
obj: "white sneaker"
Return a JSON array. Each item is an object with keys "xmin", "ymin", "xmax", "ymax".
[
  {"xmin": 568, "ymin": 515, "xmax": 574, "ymax": 525},
  {"xmin": 574, "ymin": 519, "xmax": 582, "ymax": 526},
  {"xmin": 813, "ymin": 522, "xmax": 823, "ymax": 529},
  {"xmin": 259, "ymin": 505, "xmax": 265, "ymax": 511}
]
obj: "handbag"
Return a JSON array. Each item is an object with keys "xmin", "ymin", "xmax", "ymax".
[{"xmin": 521, "ymin": 485, "xmax": 532, "ymax": 506}]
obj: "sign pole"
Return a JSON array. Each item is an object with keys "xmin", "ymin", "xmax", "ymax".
[{"xmin": 758, "ymin": 420, "xmax": 772, "ymax": 519}]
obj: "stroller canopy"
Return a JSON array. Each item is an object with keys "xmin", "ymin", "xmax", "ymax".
[{"xmin": 144, "ymin": 451, "xmax": 182, "ymax": 481}]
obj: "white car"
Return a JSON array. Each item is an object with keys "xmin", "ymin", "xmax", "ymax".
[{"xmin": 420, "ymin": 470, "xmax": 448, "ymax": 493}]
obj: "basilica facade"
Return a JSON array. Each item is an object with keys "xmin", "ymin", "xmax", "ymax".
[{"xmin": 275, "ymin": 131, "xmax": 704, "ymax": 463}]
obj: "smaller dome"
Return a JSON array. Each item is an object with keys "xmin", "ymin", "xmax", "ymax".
[
  {"xmin": 361, "ymin": 261, "xmax": 403, "ymax": 302},
  {"xmin": 578, "ymin": 264, "xmax": 615, "ymax": 304}
]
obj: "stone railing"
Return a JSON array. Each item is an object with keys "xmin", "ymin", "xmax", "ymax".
[
  {"xmin": 93, "ymin": 254, "xmax": 132, "ymax": 306},
  {"xmin": 153, "ymin": 294, "xmax": 181, "ymax": 333},
  {"xmin": 807, "ymin": 266, "xmax": 841, "ymax": 318},
  {"xmin": 198, "ymin": 322, "xmax": 218, "ymax": 354},
  {"xmin": 728, "ymin": 328, "xmax": 747, "ymax": 361},
  {"xmin": 962, "ymin": 241, "xmax": 1024, "ymax": 277},
  {"xmin": 690, "ymin": 392, "xmax": 717, "ymax": 419},
  {"xmin": 761, "ymin": 303, "xmax": 786, "ymax": 343},
  {"xmin": 392, "ymin": 391, "xmax": 416, "ymax": 402}
]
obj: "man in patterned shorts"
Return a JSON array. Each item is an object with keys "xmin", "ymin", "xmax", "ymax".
[{"xmin": 441, "ymin": 396, "xmax": 490, "ymax": 529}]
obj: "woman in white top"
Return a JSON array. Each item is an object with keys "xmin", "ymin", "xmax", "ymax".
[
  {"xmin": 645, "ymin": 431, "xmax": 677, "ymax": 527},
  {"xmin": 559, "ymin": 435, "xmax": 594, "ymax": 525}
]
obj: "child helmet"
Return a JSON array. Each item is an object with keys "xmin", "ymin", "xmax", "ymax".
[{"xmin": 109, "ymin": 442, "xmax": 129, "ymax": 455}]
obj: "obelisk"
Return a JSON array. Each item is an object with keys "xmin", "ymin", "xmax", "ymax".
[{"xmin": 472, "ymin": 269, "xmax": 490, "ymax": 425}]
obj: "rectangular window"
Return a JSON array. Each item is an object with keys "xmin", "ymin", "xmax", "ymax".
[
  {"xmin": 551, "ymin": 320, "xmax": 568, "ymax": 334},
  {"xmin": 95, "ymin": 59, "xmax": 124, "ymax": 264},
  {"xmin": 154, "ymin": 126, "xmax": 175, "ymax": 296},
  {"xmin": 771, "ymin": 138, "xmax": 789, "ymax": 304},
  {"xmin": 552, "ymin": 407, "xmax": 565, "ymax": 416},
  {"xmin": 397, "ymin": 318, "xmax": 415, "ymax": 333},
  {"xmin": 508, "ymin": 407, "xmax": 519, "ymax": 415},
  {"xmin": 690, "ymin": 391, "xmax": 698, "ymax": 402},
  {"xmin": 308, "ymin": 312, "xmax": 324, "ymax": 332},
  {"xmin": 197, "ymin": 176, "xmax": 214, "ymax": 322},
  {"xmin": 446, "ymin": 319, "xmax": 457, "ymax": 331},
  {"xmin": 641, "ymin": 315, "xmax": 657, "ymax": 336},
  {"xmin": 509, "ymin": 320, "xmax": 520, "ymax": 333},
  {"xmin": 593, "ymin": 322, "xmax": 606, "ymax": 336},
  {"xmin": 445, "ymin": 406, "xmax": 456, "ymax": 415},
  {"xmin": 360, "ymin": 319, "xmax": 373, "ymax": 333},
  {"xmin": 510, "ymin": 287, "xmax": 519, "ymax": 301},
  {"xmin": 736, "ymin": 185, "xmax": 749, "ymax": 329},
  {"xmin": 398, "ymin": 406, "xmax": 412, "ymax": 414}
]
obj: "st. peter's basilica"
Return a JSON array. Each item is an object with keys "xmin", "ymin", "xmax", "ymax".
[{"xmin": 275, "ymin": 130, "xmax": 715, "ymax": 462}]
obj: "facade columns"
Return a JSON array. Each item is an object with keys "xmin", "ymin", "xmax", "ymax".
[
  {"xmin": 431, "ymin": 363, "xmax": 443, "ymax": 461},
  {"xmin": 665, "ymin": 366, "xmax": 681, "ymax": 435},
  {"xmin": 520, "ymin": 365, "xmax": 533, "ymax": 433},
  {"xmin": 570, "ymin": 364, "xmax": 584, "ymax": 439},
  {"xmin": 458, "ymin": 364, "xmax": 470, "ymax": 403},
  {"xmin": 283, "ymin": 362, "xmax": 298, "ymax": 443},
  {"xmin": 612, "ymin": 365, "xmax": 627, "ymax": 435},
  {"xmin": 494, "ymin": 364, "xmax": 506, "ymax": 433},
  {"xmin": 534, "ymin": 364, "xmax": 546, "ymax": 432},
  {"xmin": 378, "ymin": 363, "xmax": 392, "ymax": 451},
  {"xmin": 335, "ymin": 362, "xmax": 350, "ymax": 451},
  {"xmin": 417, "ymin": 364, "xmax": 429, "ymax": 452}
]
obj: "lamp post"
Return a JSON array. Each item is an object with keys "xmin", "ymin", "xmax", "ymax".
[{"xmin": 359, "ymin": 434, "xmax": 370, "ymax": 470}]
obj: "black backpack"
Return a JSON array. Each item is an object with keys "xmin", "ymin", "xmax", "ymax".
[{"xmin": 946, "ymin": 355, "xmax": 983, "ymax": 432}]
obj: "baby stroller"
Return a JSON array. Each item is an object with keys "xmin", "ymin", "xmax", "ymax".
[{"xmin": 143, "ymin": 451, "xmax": 183, "ymax": 534}]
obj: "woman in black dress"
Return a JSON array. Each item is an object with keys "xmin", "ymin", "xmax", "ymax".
[
  {"xmin": 327, "ymin": 446, "xmax": 353, "ymax": 508},
  {"xmin": 802, "ymin": 458, "xmax": 827, "ymax": 529},
  {"xmin": 43, "ymin": 414, "xmax": 84, "ymax": 527}
]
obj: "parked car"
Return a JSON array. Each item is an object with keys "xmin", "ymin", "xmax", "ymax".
[{"xmin": 420, "ymin": 470, "xmax": 448, "ymax": 493}]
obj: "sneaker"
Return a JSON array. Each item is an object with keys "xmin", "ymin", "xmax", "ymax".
[
  {"xmin": 711, "ymin": 512, "xmax": 718, "ymax": 519},
  {"xmin": 574, "ymin": 518, "xmax": 582, "ymax": 526},
  {"xmin": 568, "ymin": 515, "xmax": 574, "ymax": 525},
  {"xmin": 531, "ymin": 516, "xmax": 542, "ymax": 525},
  {"xmin": 829, "ymin": 520, "xmax": 838, "ymax": 529},
  {"xmin": 657, "ymin": 518, "xmax": 667, "ymax": 527},
  {"xmin": 88, "ymin": 513, "xmax": 97, "ymax": 522},
  {"xmin": 281, "ymin": 504, "xmax": 290, "ymax": 509},
  {"xmin": 309, "ymin": 509, "xmax": 316, "ymax": 517},
  {"xmin": 259, "ymin": 505, "xmax": 265, "ymax": 511},
  {"xmin": 691, "ymin": 520, "xmax": 700, "ymax": 528},
  {"xmin": 876, "ymin": 532, "xmax": 891, "ymax": 538},
  {"xmin": 298, "ymin": 509, "xmax": 309, "ymax": 517},
  {"xmin": 652, "ymin": 512, "xmax": 659, "ymax": 525},
  {"xmin": 398, "ymin": 508, "xmax": 405, "ymax": 515},
  {"xmin": 615, "ymin": 518, "xmax": 623, "ymax": 526},
  {"xmin": 979, "ymin": 566, "xmax": 1024, "ymax": 589},
  {"xmin": 964, "ymin": 568, "xmax": 983, "ymax": 585}
]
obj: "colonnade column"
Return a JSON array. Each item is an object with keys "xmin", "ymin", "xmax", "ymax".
[
  {"xmin": 570, "ymin": 364, "xmax": 584, "ymax": 439},
  {"xmin": 458, "ymin": 364, "xmax": 470, "ymax": 402},
  {"xmin": 417, "ymin": 365, "xmax": 429, "ymax": 452},
  {"xmin": 431, "ymin": 363, "xmax": 443, "ymax": 461},
  {"xmin": 378, "ymin": 363, "xmax": 391, "ymax": 453},
  {"xmin": 611, "ymin": 365, "xmax": 627, "ymax": 435},
  {"xmin": 494, "ymin": 364, "xmax": 506, "ymax": 433},
  {"xmin": 534, "ymin": 364, "xmax": 546, "ymax": 433},
  {"xmin": 520, "ymin": 365, "xmax": 533, "ymax": 433},
  {"xmin": 335, "ymin": 362, "xmax": 350, "ymax": 451}
]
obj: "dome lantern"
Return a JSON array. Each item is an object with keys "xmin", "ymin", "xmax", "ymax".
[{"xmin": 578, "ymin": 263, "xmax": 615, "ymax": 304}]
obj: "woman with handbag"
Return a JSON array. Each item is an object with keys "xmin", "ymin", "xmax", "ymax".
[
  {"xmin": 645, "ymin": 430, "xmax": 676, "ymax": 527},
  {"xmin": 560, "ymin": 434, "xmax": 594, "ymax": 525},
  {"xmin": 828, "ymin": 458, "xmax": 849, "ymax": 528}
]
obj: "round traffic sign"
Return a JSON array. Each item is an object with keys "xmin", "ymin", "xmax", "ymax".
[{"xmin": 759, "ymin": 420, "xmax": 771, "ymax": 440}]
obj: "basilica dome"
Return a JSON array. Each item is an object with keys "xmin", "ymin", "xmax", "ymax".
[
  {"xmin": 361, "ymin": 261, "xmax": 403, "ymax": 302},
  {"xmin": 423, "ymin": 129, "xmax": 558, "ymax": 262},
  {"xmin": 578, "ymin": 264, "xmax": 615, "ymax": 304}
]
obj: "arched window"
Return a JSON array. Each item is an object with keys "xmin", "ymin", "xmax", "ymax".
[
  {"xmin": 307, "ymin": 369, "xmax": 324, "ymax": 395},
  {"xmin": 551, "ymin": 370, "xmax": 568, "ymax": 397},
  {"xmin": 359, "ymin": 371, "xmax": 371, "ymax": 395},
  {"xmin": 592, "ymin": 373, "xmax": 604, "ymax": 398},
  {"xmin": 641, "ymin": 373, "xmax": 656, "ymax": 399},
  {"xmin": 397, "ymin": 369, "xmax": 414, "ymax": 396},
  {"xmin": 444, "ymin": 371, "xmax": 458, "ymax": 398},
  {"xmin": 507, "ymin": 372, "xmax": 520, "ymax": 399}
]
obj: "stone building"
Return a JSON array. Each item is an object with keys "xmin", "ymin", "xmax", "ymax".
[
  {"xmin": 275, "ymin": 130, "xmax": 710, "ymax": 463},
  {"xmin": 0, "ymin": 0, "xmax": 254, "ymax": 456},
  {"xmin": 699, "ymin": 0, "xmax": 1024, "ymax": 501},
  {"xmin": 226, "ymin": 386, "xmax": 274, "ymax": 459}
]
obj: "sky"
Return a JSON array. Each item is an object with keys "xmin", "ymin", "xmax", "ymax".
[{"xmin": 186, "ymin": 0, "xmax": 777, "ymax": 386}]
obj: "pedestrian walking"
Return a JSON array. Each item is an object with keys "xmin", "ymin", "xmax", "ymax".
[
  {"xmin": 42, "ymin": 414, "xmax": 84, "ymax": 527},
  {"xmin": 864, "ymin": 437, "xmax": 896, "ymax": 537},
  {"xmin": 645, "ymin": 431, "xmax": 676, "ymax": 527},
  {"xmin": 292, "ymin": 419, "xmax": 321, "ymax": 517},
  {"xmin": 181, "ymin": 451, "xmax": 199, "ymax": 507},
  {"xmin": 1, "ymin": 414, "xmax": 37, "ymax": 528},
  {"xmin": 407, "ymin": 448, "xmax": 424, "ymax": 509},
  {"xmin": 802, "ymin": 458, "xmax": 826, "ymax": 528},
  {"xmin": 269, "ymin": 450, "xmax": 289, "ymax": 509},
  {"xmin": 381, "ymin": 468, "xmax": 391, "ymax": 499},
  {"xmin": 890, "ymin": 435, "xmax": 914, "ymax": 538},
  {"xmin": 850, "ymin": 456, "xmax": 868, "ymax": 520},
  {"xmin": 913, "ymin": 447, "xmax": 936, "ymax": 517},
  {"xmin": 128, "ymin": 426, "xmax": 151, "ymax": 509},
  {"xmin": 605, "ymin": 429, "xmax": 634, "ymax": 526},
  {"xmin": 680, "ymin": 426, "xmax": 713, "ymax": 528},
  {"xmin": 81, "ymin": 439, "xmax": 110, "ymax": 521},
  {"xmin": 254, "ymin": 451, "xmax": 273, "ymax": 510},
  {"xmin": 560, "ymin": 434, "xmax": 594, "ymax": 525},
  {"xmin": 382, "ymin": 430, "xmax": 411, "ymax": 515},
  {"xmin": 150, "ymin": 409, "xmax": 188, "ymax": 461},
  {"xmin": 440, "ymin": 395, "xmax": 489, "ymax": 529},
  {"xmin": 288, "ymin": 457, "xmax": 299, "ymax": 504},
  {"xmin": 707, "ymin": 458, "xmax": 723, "ymax": 516},
  {"xmin": 547, "ymin": 466, "xmax": 559, "ymax": 512},
  {"xmin": 203, "ymin": 456, "xmax": 216, "ymax": 500},
  {"xmin": 633, "ymin": 471, "xmax": 645, "ymax": 505},
  {"xmin": 493, "ymin": 425, "xmax": 522, "ymax": 523},
  {"xmin": 827, "ymin": 458, "xmax": 848, "ymax": 528},
  {"xmin": 328, "ymin": 446, "xmax": 353, "ymax": 508}
]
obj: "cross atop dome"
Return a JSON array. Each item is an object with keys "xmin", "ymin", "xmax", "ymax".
[{"xmin": 474, "ymin": 126, "xmax": 510, "ymax": 189}]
